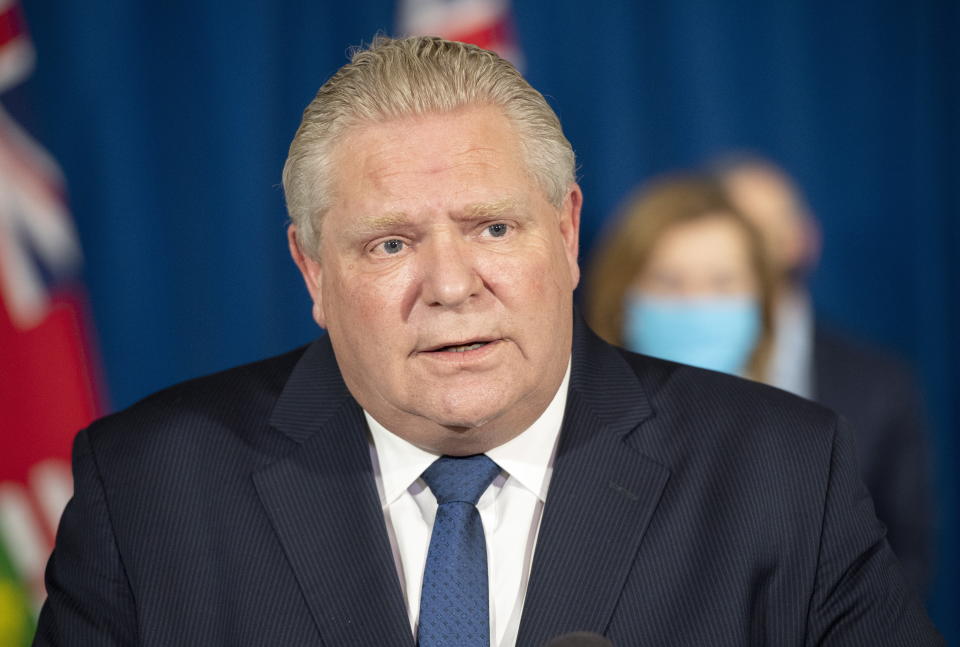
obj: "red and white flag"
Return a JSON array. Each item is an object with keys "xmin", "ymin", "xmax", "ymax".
[
  {"xmin": 398, "ymin": 0, "xmax": 523, "ymax": 68},
  {"xmin": 0, "ymin": 1, "xmax": 104, "ymax": 640}
]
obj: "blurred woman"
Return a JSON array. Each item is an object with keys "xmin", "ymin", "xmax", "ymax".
[{"xmin": 587, "ymin": 174, "xmax": 776, "ymax": 381}]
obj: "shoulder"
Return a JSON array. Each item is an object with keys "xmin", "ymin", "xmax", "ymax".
[
  {"xmin": 812, "ymin": 324, "xmax": 923, "ymax": 422},
  {"xmin": 573, "ymin": 317, "xmax": 840, "ymax": 460},
  {"xmin": 609, "ymin": 348, "xmax": 852, "ymax": 558},
  {"xmin": 614, "ymin": 346, "xmax": 841, "ymax": 476},
  {"xmin": 83, "ymin": 344, "xmax": 310, "ymax": 475},
  {"xmin": 91, "ymin": 344, "xmax": 307, "ymax": 433},
  {"xmin": 620, "ymin": 345, "xmax": 836, "ymax": 428},
  {"xmin": 813, "ymin": 325, "xmax": 917, "ymax": 390}
]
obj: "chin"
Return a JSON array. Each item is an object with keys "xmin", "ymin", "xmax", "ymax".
[
  {"xmin": 423, "ymin": 406, "xmax": 500, "ymax": 431},
  {"xmin": 399, "ymin": 392, "xmax": 525, "ymax": 455},
  {"xmin": 414, "ymin": 391, "xmax": 511, "ymax": 431},
  {"xmin": 428, "ymin": 422, "xmax": 508, "ymax": 456},
  {"xmin": 415, "ymin": 371, "xmax": 498, "ymax": 404}
]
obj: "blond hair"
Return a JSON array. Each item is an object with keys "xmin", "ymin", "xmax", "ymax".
[
  {"xmin": 282, "ymin": 35, "xmax": 576, "ymax": 258},
  {"xmin": 586, "ymin": 174, "xmax": 776, "ymax": 381}
]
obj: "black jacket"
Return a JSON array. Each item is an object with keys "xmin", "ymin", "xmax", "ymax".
[{"xmin": 35, "ymin": 319, "xmax": 942, "ymax": 646}]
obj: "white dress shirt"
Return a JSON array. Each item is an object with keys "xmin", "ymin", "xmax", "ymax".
[
  {"xmin": 767, "ymin": 288, "xmax": 814, "ymax": 399},
  {"xmin": 366, "ymin": 362, "xmax": 570, "ymax": 647}
]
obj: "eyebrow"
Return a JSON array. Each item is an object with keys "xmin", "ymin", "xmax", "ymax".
[
  {"xmin": 368, "ymin": 212, "xmax": 413, "ymax": 230},
  {"xmin": 462, "ymin": 199, "xmax": 521, "ymax": 221}
]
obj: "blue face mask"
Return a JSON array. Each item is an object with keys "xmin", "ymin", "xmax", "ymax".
[{"xmin": 623, "ymin": 294, "xmax": 761, "ymax": 375}]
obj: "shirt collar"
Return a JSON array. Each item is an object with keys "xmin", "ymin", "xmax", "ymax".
[
  {"xmin": 486, "ymin": 361, "xmax": 569, "ymax": 502},
  {"xmin": 367, "ymin": 412, "xmax": 438, "ymax": 507},
  {"xmin": 366, "ymin": 359, "xmax": 571, "ymax": 506}
]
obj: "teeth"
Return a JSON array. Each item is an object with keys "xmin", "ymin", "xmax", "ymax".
[{"xmin": 446, "ymin": 342, "xmax": 486, "ymax": 353}]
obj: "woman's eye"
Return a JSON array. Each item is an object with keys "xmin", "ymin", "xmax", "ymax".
[
  {"xmin": 380, "ymin": 239, "xmax": 405, "ymax": 254},
  {"xmin": 487, "ymin": 223, "xmax": 509, "ymax": 238}
]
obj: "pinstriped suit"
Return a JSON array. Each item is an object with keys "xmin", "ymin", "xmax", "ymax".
[
  {"xmin": 812, "ymin": 326, "xmax": 933, "ymax": 594},
  {"xmin": 34, "ymin": 317, "xmax": 942, "ymax": 646}
]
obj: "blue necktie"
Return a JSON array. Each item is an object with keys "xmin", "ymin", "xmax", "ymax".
[{"xmin": 418, "ymin": 454, "xmax": 501, "ymax": 647}]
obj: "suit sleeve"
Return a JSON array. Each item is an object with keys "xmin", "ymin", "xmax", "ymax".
[
  {"xmin": 805, "ymin": 417, "xmax": 942, "ymax": 646},
  {"xmin": 33, "ymin": 428, "xmax": 139, "ymax": 646}
]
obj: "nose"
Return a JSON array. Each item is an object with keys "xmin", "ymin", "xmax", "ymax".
[{"xmin": 419, "ymin": 234, "xmax": 482, "ymax": 308}]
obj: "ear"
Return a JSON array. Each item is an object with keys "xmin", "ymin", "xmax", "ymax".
[
  {"xmin": 558, "ymin": 183, "xmax": 583, "ymax": 289},
  {"xmin": 287, "ymin": 224, "xmax": 327, "ymax": 328}
]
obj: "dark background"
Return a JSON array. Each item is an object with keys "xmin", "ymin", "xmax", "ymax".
[{"xmin": 17, "ymin": 0, "xmax": 958, "ymax": 640}]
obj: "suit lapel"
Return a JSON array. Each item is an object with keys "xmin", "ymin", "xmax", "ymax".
[
  {"xmin": 517, "ymin": 320, "xmax": 671, "ymax": 645},
  {"xmin": 253, "ymin": 337, "xmax": 413, "ymax": 647}
]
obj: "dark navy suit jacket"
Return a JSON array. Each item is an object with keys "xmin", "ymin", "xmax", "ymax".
[
  {"xmin": 813, "ymin": 326, "xmax": 934, "ymax": 593},
  {"xmin": 34, "ymin": 320, "xmax": 942, "ymax": 646}
]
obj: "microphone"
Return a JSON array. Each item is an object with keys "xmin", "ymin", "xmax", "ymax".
[{"xmin": 543, "ymin": 631, "xmax": 613, "ymax": 646}]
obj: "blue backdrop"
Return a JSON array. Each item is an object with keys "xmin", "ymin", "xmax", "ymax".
[{"xmin": 18, "ymin": 0, "xmax": 958, "ymax": 639}]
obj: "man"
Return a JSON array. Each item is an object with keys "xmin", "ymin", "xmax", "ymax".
[
  {"xmin": 35, "ymin": 37, "xmax": 941, "ymax": 646},
  {"xmin": 717, "ymin": 157, "xmax": 934, "ymax": 593}
]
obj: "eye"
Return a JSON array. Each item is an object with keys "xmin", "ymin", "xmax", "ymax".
[
  {"xmin": 486, "ymin": 223, "xmax": 509, "ymax": 238},
  {"xmin": 378, "ymin": 239, "xmax": 405, "ymax": 255}
]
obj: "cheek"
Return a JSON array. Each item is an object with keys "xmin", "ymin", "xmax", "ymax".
[
  {"xmin": 735, "ymin": 274, "xmax": 761, "ymax": 296},
  {"xmin": 717, "ymin": 260, "xmax": 759, "ymax": 295},
  {"xmin": 484, "ymin": 244, "xmax": 570, "ymax": 309},
  {"xmin": 479, "ymin": 251, "xmax": 539, "ymax": 298},
  {"xmin": 325, "ymin": 264, "xmax": 414, "ymax": 335}
]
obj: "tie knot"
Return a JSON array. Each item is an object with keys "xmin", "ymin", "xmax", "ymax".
[{"xmin": 421, "ymin": 454, "xmax": 501, "ymax": 505}]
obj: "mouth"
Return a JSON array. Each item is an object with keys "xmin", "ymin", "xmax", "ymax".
[
  {"xmin": 436, "ymin": 341, "xmax": 489, "ymax": 353},
  {"xmin": 424, "ymin": 339, "xmax": 495, "ymax": 353}
]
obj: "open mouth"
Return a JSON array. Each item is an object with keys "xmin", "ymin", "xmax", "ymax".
[
  {"xmin": 438, "ymin": 341, "xmax": 489, "ymax": 353},
  {"xmin": 424, "ymin": 339, "xmax": 497, "ymax": 354}
]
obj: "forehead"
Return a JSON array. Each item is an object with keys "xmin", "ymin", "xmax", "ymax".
[
  {"xmin": 324, "ymin": 106, "xmax": 535, "ymax": 224},
  {"xmin": 651, "ymin": 215, "xmax": 752, "ymax": 268}
]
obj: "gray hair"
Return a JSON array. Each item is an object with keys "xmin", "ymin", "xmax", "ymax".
[{"xmin": 281, "ymin": 35, "xmax": 576, "ymax": 258}]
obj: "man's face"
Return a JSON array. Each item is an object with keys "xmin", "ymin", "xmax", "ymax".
[{"xmin": 289, "ymin": 105, "xmax": 581, "ymax": 455}]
